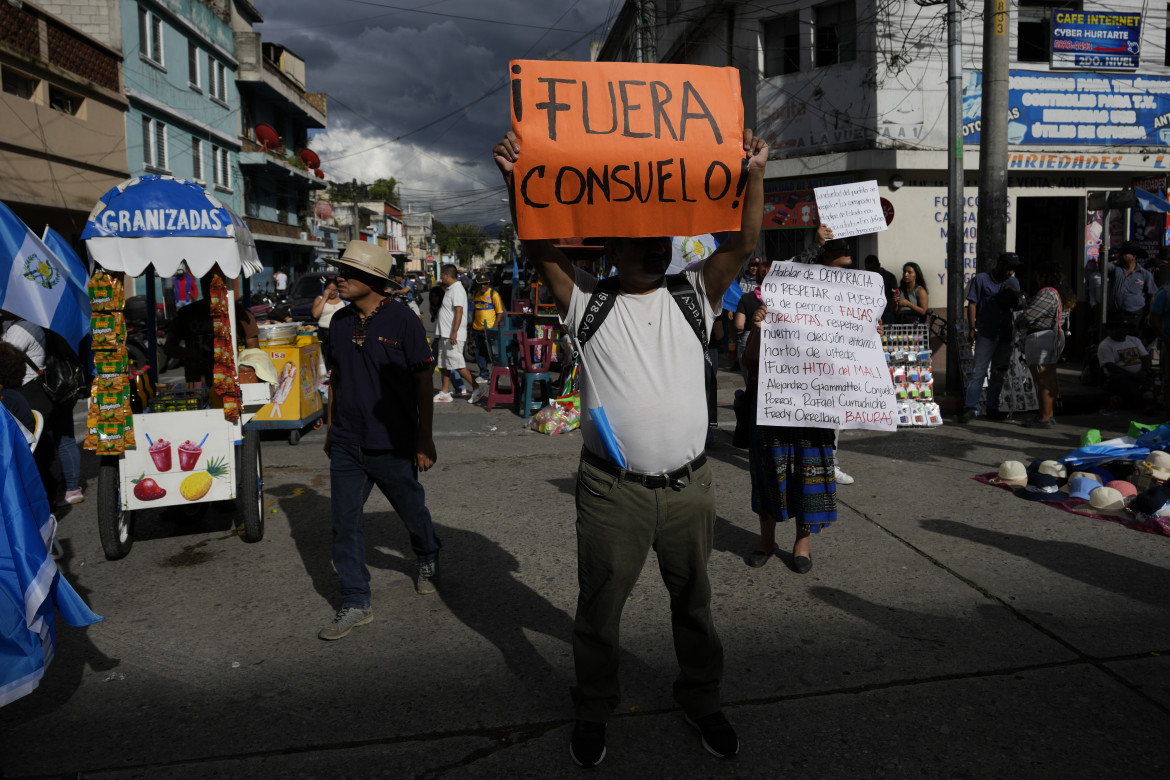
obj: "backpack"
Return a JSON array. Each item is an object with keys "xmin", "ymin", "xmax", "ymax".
[
  {"xmin": 24, "ymin": 329, "xmax": 87, "ymax": 406},
  {"xmin": 577, "ymin": 273, "xmax": 709, "ymax": 359}
]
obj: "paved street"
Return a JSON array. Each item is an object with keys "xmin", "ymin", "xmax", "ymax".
[{"xmin": 2, "ymin": 372, "xmax": 1169, "ymax": 778}]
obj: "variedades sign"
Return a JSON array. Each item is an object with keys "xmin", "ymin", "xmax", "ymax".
[
  {"xmin": 508, "ymin": 59, "xmax": 746, "ymax": 240},
  {"xmin": 962, "ymin": 70, "xmax": 1170, "ymax": 146},
  {"xmin": 1051, "ymin": 11, "xmax": 1142, "ymax": 70}
]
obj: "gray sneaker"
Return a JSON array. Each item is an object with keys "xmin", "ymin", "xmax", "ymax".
[
  {"xmin": 318, "ymin": 606, "xmax": 373, "ymax": 640},
  {"xmin": 416, "ymin": 559, "xmax": 438, "ymax": 594}
]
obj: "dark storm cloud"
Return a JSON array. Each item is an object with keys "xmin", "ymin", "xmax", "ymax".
[{"xmin": 251, "ymin": 0, "xmax": 615, "ymax": 224}]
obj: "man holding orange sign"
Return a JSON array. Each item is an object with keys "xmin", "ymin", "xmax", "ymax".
[{"xmin": 494, "ymin": 59, "xmax": 765, "ymax": 768}]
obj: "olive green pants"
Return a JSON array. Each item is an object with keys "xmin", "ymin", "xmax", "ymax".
[{"xmin": 570, "ymin": 455, "xmax": 724, "ymax": 722}]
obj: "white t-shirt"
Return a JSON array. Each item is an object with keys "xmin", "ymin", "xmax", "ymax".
[
  {"xmin": 562, "ymin": 264, "xmax": 718, "ymax": 473},
  {"xmin": 274, "ymin": 271, "xmax": 288, "ymax": 292},
  {"xmin": 2, "ymin": 320, "xmax": 47, "ymax": 385},
  {"xmin": 437, "ymin": 281, "xmax": 468, "ymax": 339},
  {"xmin": 317, "ymin": 299, "xmax": 346, "ymax": 328},
  {"xmin": 1098, "ymin": 335, "xmax": 1147, "ymax": 374}
]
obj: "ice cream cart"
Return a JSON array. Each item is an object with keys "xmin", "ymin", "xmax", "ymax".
[
  {"xmin": 244, "ymin": 324, "xmax": 325, "ymax": 445},
  {"xmin": 81, "ymin": 175, "xmax": 272, "ymax": 560}
]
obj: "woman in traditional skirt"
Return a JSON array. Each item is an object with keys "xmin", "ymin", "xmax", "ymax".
[{"xmin": 741, "ymin": 300, "xmax": 836, "ymax": 573}]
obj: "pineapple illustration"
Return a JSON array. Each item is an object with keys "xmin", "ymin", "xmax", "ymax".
[{"xmin": 180, "ymin": 456, "xmax": 228, "ymax": 501}]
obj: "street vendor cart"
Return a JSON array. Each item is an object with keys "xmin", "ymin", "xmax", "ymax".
[
  {"xmin": 80, "ymin": 175, "xmax": 273, "ymax": 560},
  {"xmin": 245, "ymin": 323, "xmax": 325, "ymax": 445}
]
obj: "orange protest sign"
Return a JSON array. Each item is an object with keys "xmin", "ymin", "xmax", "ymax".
[{"xmin": 509, "ymin": 59, "xmax": 746, "ymax": 240}]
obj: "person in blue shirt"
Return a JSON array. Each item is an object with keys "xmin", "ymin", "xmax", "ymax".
[
  {"xmin": 318, "ymin": 241, "xmax": 441, "ymax": 641},
  {"xmin": 1106, "ymin": 241, "xmax": 1155, "ymax": 331},
  {"xmin": 957, "ymin": 252, "xmax": 1023, "ymax": 423}
]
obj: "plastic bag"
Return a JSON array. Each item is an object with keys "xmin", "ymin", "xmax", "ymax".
[{"xmin": 528, "ymin": 396, "xmax": 581, "ymax": 435}]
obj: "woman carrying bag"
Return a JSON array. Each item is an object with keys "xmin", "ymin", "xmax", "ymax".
[{"xmin": 1019, "ymin": 263, "xmax": 1073, "ymax": 428}]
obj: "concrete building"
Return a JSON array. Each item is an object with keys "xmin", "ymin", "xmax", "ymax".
[
  {"xmin": 231, "ymin": 0, "xmax": 328, "ymax": 290},
  {"xmin": 0, "ymin": 1, "xmax": 128, "ymax": 247},
  {"xmin": 404, "ymin": 207, "xmax": 437, "ymax": 276},
  {"xmin": 598, "ymin": 0, "xmax": 1170, "ymax": 322}
]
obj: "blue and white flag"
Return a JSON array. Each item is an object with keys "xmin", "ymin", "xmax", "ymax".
[
  {"xmin": 0, "ymin": 409, "xmax": 103, "ymax": 708},
  {"xmin": 0, "ymin": 201, "xmax": 91, "ymax": 350}
]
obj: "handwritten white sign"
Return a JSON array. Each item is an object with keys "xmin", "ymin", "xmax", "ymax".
[
  {"xmin": 813, "ymin": 180, "xmax": 887, "ymax": 239},
  {"xmin": 755, "ymin": 263, "xmax": 897, "ymax": 431}
]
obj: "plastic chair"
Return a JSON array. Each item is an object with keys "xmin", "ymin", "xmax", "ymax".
[
  {"xmin": 516, "ymin": 333, "xmax": 554, "ymax": 419},
  {"xmin": 483, "ymin": 325, "xmax": 520, "ymax": 412}
]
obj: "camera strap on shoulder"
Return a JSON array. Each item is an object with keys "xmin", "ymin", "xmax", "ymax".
[{"xmin": 576, "ymin": 273, "xmax": 709, "ymax": 353}]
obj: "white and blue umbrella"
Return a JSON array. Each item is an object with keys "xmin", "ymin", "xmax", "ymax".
[{"xmin": 80, "ymin": 175, "xmax": 260, "ymax": 278}]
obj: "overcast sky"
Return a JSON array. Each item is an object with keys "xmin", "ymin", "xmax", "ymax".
[{"xmin": 252, "ymin": 0, "xmax": 618, "ymax": 228}]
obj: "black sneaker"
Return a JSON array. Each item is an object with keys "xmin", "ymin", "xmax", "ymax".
[
  {"xmin": 685, "ymin": 711, "xmax": 739, "ymax": 758},
  {"xmin": 570, "ymin": 720, "xmax": 606, "ymax": 768},
  {"xmin": 956, "ymin": 408, "xmax": 973, "ymax": 424}
]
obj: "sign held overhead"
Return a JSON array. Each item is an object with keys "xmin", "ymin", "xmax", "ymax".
[{"xmin": 509, "ymin": 59, "xmax": 746, "ymax": 240}]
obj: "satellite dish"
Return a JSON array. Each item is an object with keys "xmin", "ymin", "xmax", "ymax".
[
  {"xmin": 299, "ymin": 148, "xmax": 321, "ymax": 169},
  {"xmin": 254, "ymin": 124, "xmax": 280, "ymax": 150},
  {"xmin": 314, "ymin": 169, "xmax": 325, "ymax": 179}
]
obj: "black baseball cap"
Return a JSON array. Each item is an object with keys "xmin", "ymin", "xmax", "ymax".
[{"xmin": 998, "ymin": 251, "xmax": 1022, "ymax": 266}]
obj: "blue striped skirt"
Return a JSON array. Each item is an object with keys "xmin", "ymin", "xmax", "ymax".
[{"xmin": 749, "ymin": 425, "xmax": 837, "ymax": 533}]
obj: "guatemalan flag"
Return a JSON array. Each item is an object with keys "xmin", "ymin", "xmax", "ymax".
[
  {"xmin": 0, "ymin": 200, "xmax": 92, "ymax": 350},
  {"xmin": 0, "ymin": 408, "xmax": 103, "ymax": 708}
]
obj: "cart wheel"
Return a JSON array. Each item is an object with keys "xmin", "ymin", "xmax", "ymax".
[
  {"xmin": 97, "ymin": 457, "xmax": 134, "ymax": 560},
  {"xmin": 312, "ymin": 417, "xmax": 324, "ymax": 430},
  {"xmin": 239, "ymin": 430, "xmax": 264, "ymax": 542},
  {"xmin": 288, "ymin": 429, "xmax": 301, "ymax": 445}
]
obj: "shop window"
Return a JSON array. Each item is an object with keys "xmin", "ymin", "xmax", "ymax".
[
  {"xmin": 2, "ymin": 68, "xmax": 38, "ymax": 100},
  {"xmin": 188, "ymin": 41, "xmax": 201, "ymax": 90},
  {"xmin": 192, "ymin": 137, "xmax": 203, "ymax": 182},
  {"xmin": 213, "ymin": 146, "xmax": 231, "ymax": 191},
  {"xmin": 138, "ymin": 5, "xmax": 164, "ymax": 67},
  {"xmin": 208, "ymin": 56, "xmax": 227, "ymax": 104},
  {"xmin": 48, "ymin": 85, "xmax": 81, "ymax": 115},
  {"xmin": 814, "ymin": 2, "xmax": 856, "ymax": 67},
  {"xmin": 1018, "ymin": 0, "xmax": 1081, "ymax": 63},
  {"xmin": 142, "ymin": 117, "xmax": 168, "ymax": 171},
  {"xmin": 764, "ymin": 14, "xmax": 802, "ymax": 77}
]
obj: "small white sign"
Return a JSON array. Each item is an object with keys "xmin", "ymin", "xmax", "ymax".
[
  {"xmin": 813, "ymin": 180, "xmax": 888, "ymax": 239},
  {"xmin": 755, "ymin": 263, "xmax": 897, "ymax": 432}
]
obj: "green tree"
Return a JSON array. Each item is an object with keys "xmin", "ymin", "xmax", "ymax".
[
  {"xmin": 434, "ymin": 220, "xmax": 489, "ymax": 262},
  {"xmin": 495, "ymin": 222, "xmax": 516, "ymax": 264},
  {"xmin": 367, "ymin": 177, "xmax": 399, "ymax": 205}
]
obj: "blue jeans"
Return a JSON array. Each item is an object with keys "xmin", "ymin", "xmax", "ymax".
[
  {"xmin": 473, "ymin": 330, "xmax": 491, "ymax": 380},
  {"xmin": 964, "ymin": 335, "xmax": 1013, "ymax": 413},
  {"xmin": 329, "ymin": 444, "xmax": 441, "ymax": 608}
]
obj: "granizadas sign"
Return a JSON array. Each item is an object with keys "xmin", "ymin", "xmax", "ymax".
[{"xmin": 1051, "ymin": 11, "xmax": 1142, "ymax": 71}]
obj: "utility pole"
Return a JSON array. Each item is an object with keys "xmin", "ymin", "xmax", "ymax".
[
  {"xmin": 946, "ymin": 0, "xmax": 965, "ymax": 394},
  {"xmin": 976, "ymin": 0, "xmax": 1010, "ymax": 274},
  {"xmin": 641, "ymin": 1, "xmax": 657, "ymax": 64}
]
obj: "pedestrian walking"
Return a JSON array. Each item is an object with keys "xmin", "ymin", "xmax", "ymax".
[
  {"xmin": 957, "ymin": 252, "xmax": 1023, "ymax": 423},
  {"xmin": 470, "ymin": 271, "xmax": 505, "ymax": 381},
  {"xmin": 434, "ymin": 264, "xmax": 485, "ymax": 404},
  {"xmin": 493, "ymin": 127, "xmax": 768, "ymax": 767},
  {"xmin": 319, "ymin": 241, "xmax": 442, "ymax": 641},
  {"xmin": 1018, "ymin": 263, "xmax": 1072, "ymax": 428}
]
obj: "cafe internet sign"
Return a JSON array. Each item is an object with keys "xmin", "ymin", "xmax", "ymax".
[{"xmin": 1052, "ymin": 11, "xmax": 1142, "ymax": 70}]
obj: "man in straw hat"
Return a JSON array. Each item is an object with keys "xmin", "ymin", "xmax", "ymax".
[
  {"xmin": 493, "ymin": 128, "xmax": 767, "ymax": 766},
  {"xmin": 318, "ymin": 241, "xmax": 442, "ymax": 641}
]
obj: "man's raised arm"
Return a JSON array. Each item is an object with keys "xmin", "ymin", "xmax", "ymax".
[
  {"xmin": 702, "ymin": 129, "xmax": 768, "ymax": 309},
  {"xmin": 493, "ymin": 131, "xmax": 575, "ymax": 317}
]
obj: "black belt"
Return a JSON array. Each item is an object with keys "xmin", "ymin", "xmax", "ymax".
[{"xmin": 581, "ymin": 447, "xmax": 706, "ymax": 490}]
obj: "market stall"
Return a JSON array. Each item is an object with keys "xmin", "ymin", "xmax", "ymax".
[{"xmin": 80, "ymin": 175, "xmax": 272, "ymax": 560}]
